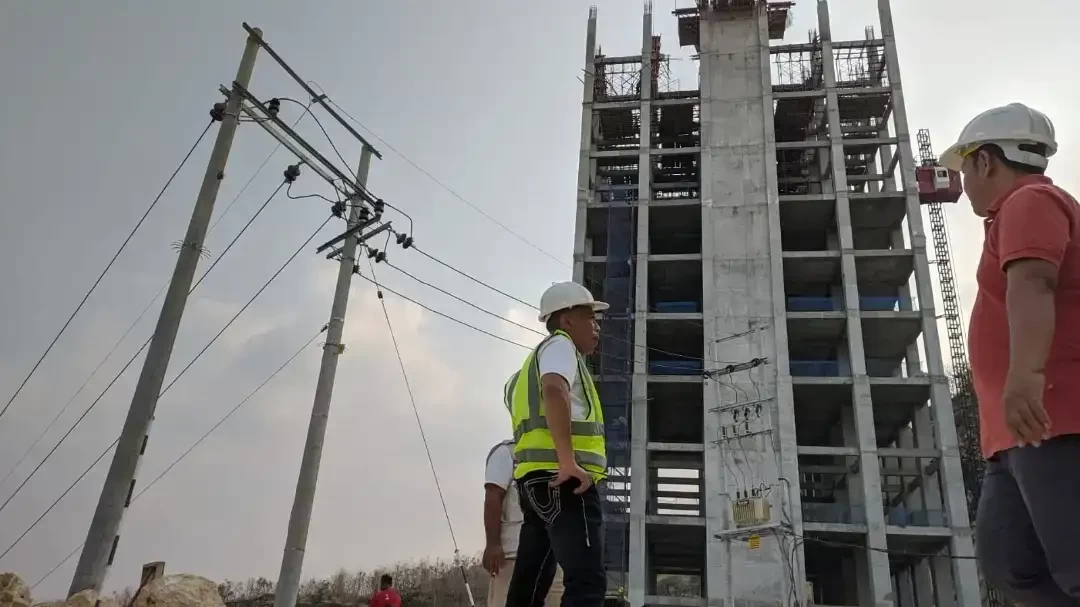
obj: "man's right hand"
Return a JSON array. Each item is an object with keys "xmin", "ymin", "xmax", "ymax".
[
  {"xmin": 550, "ymin": 460, "xmax": 592, "ymax": 494},
  {"xmin": 482, "ymin": 542, "xmax": 505, "ymax": 575}
]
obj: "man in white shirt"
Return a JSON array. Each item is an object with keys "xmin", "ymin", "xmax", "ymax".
[{"xmin": 482, "ymin": 438, "xmax": 564, "ymax": 606}]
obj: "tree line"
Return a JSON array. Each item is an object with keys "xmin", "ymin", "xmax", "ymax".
[{"xmin": 207, "ymin": 557, "xmax": 489, "ymax": 607}]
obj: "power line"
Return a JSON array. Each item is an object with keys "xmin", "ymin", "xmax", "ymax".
[
  {"xmin": 276, "ymin": 98, "xmax": 352, "ymax": 183},
  {"xmin": 410, "ymin": 246, "xmax": 536, "ymax": 311},
  {"xmin": 0, "ymin": 121, "xmax": 214, "ymax": 424},
  {"xmin": 781, "ymin": 527, "xmax": 977, "ymax": 560},
  {"xmin": 134, "ymin": 327, "xmax": 326, "ymax": 503},
  {"xmin": 190, "ymin": 180, "xmax": 286, "ymax": 293},
  {"xmin": 0, "ymin": 211, "xmax": 331, "ymax": 519},
  {"xmin": 324, "ymin": 96, "xmax": 569, "ymax": 270},
  {"xmin": 351, "ymin": 270, "xmax": 531, "ymax": 351},
  {"xmin": 365, "ymin": 262, "xmax": 474, "ymax": 606},
  {"xmin": 8, "ymin": 164, "xmax": 304, "ymax": 492},
  {"xmin": 393, "ymin": 241, "xmax": 757, "ymax": 367},
  {"xmin": 0, "ymin": 284, "xmax": 162, "ymax": 495},
  {"xmin": 364, "ymin": 257, "xmax": 760, "ymax": 383},
  {"xmin": 384, "ymin": 260, "xmax": 544, "ymax": 338},
  {"xmin": 159, "ymin": 214, "xmax": 332, "ymax": 399},
  {"xmin": 24, "ymin": 327, "xmax": 327, "ymax": 584},
  {"xmin": 209, "ymin": 101, "xmax": 313, "ymax": 234},
  {"xmin": 0, "ymin": 181, "xmax": 291, "ymax": 509}
]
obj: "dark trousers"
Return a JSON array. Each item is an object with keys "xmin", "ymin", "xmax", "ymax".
[
  {"xmin": 975, "ymin": 434, "xmax": 1080, "ymax": 605},
  {"xmin": 506, "ymin": 471, "xmax": 606, "ymax": 607}
]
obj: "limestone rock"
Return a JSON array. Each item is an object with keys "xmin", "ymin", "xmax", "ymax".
[
  {"xmin": 134, "ymin": 575, "xmax": 223, "ymax": 607},
  {"xmin": 33, "ymin": 588, "xmax": 118, "ymax": 607},
  {"xmin": 0, "ymin": 573, "xmax": 31, "ymax": 607},
  {"xmin": 64, "ymin": 590, "xmax": 96, "ymax": 607}
]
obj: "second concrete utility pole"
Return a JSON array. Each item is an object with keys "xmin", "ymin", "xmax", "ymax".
[{"xmin": 273, "ymin": 146, "xmax": 374, "ymax": 607}]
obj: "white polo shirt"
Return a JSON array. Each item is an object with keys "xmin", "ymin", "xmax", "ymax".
[
  {"xmin": 484, "ymin": 441, "xmax": 523, "ymax": 558},
  {"xmin": 535, "ymin": 334, "xmax": 590, "ymax": 421}
]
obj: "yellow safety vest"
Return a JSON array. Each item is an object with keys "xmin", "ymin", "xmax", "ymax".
[{"xmin": 505, "ymin": 330, "xmax": 607, "ymax": 482}]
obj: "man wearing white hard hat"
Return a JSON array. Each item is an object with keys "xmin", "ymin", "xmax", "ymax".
[
  {"xmin": 941, "ymin": 102, "xmax": 1080, "ymax": 603},
  {"xmin": 503, "ymin": 281, "xmax": 608, "ymax": 606}
]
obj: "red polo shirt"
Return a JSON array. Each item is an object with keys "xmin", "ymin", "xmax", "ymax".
[
  {"xmin": 368, "ymin": 588, "xmax": 401, "ymax": 607},
  {"xmin": 969, "ymin": 175, "xmax": 1080, "ymax": 457}
]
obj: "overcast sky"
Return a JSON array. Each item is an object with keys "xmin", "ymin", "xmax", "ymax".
[{"xmin": 2, "ymin": 0, "xmax": 1078, "ymax": 600}]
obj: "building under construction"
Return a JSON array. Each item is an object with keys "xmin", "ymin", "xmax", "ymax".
[{"xmin": 575, "ymin": 1, "xmax": 982, "ymax": 605}]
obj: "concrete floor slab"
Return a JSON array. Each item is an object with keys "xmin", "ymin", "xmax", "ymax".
[
  {"xmin": 850, "ymin": 192, "xmax": 906, "ymax": 231},
  {"xmin": 853, "ymin": 250, "xmax": 914, "ymax": 288},
  {"xmin": 780, "ymin": 197, "xmax": 836, "ymax": 250},
  {"xmin": 861, "ymin": 313, "xmax": 922, "ymax": 360},
  {"xmin": 792, "ymin": 380, "xmax": 930, "ymax": 447},
  {"xmin": 783, "ymin": 251, "xmax": 842, "ymax": 290},
  {"xmin": 649, "ymin": 383, "xmax": 705, "ymax": 443},
  {"xmin": 649, "ymin": 523, "xmax": 707, "ymax": 571}
]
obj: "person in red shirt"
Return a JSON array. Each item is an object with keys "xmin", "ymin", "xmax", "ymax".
[
  {"xmin": 368, "ymin": 574, "xmax": 401, "ymax": 607},
  {"xmin": 940, "ymin": 102, "xmax": 1080, "ymax": 604}
]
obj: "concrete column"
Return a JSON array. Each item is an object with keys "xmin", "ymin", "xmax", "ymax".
[
  {"xmin": 818, "ymin": 1, "xmax": 893, "ymax": 601},
  {"xmin": 933, "ymin": 552, "xmax": 959, "ymax": 607},
  {"xmin": 897, "ymin": 427, "xmax": 920, "ymax": 512},
  {"xmin": 898, "ymin": 568, "xmax": 917, "ymax": 607},
  {"xmin": 758, "ymin": 3, "xmax": 806, "ymax": 602},
  {"xmin": 915, "ymin": 559, "xmax": 936, "ymax": 607},
  {"xmin": 697, "ymin": 15, "xmax": 730, "ymax": 601},
  {"xmin": 628, "ymin": 8, "xmax": 652, "ymax": 606},
  {"xmin": 573, "ymin": 8, "xmax": 598, "ymax": 285},
  {"xmin": 893, "ymin": 227, "xmax": 922, "ymax": 376},
  {"xmin": 840, "ymin": 408, "xmax": 864, "ymax": 510},
  {"xmin": 699, "ymin": 4, "xmax": 789, "ymax": 603},
  {"xmin": 877, "ymin": 2, "xmax": 980, "ymax": 604}
]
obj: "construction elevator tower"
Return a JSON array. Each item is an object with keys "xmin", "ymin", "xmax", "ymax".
[{"xmin": 573, "ymin": 1, "xmax": 983, "ymax": 605}]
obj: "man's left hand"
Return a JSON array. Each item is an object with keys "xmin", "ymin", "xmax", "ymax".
[
  {"xmin": 1002, "ymin": 368, "xmax": 1052, "ymax": 446},
  {"xmin": 482, "ymin": 542, "xmax": 505, "ymax": 575}
]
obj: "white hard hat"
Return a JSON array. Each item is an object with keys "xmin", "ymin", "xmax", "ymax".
[
  {"xmin": 939, "ymin": 102, "xmax": 1057, "ymax": 172},
  {"xmin": 537, "ymin": 281, "xmax": 608, "ymax": 323}
]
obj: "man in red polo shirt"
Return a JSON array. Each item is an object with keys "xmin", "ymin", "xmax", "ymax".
[
  {"xmin": 940, "ymin": 102, "xmax": 1080, "ymax": 604},
  {"xmin": 368, "ymin": 574, "xmax": 401, "ymax": 607}
]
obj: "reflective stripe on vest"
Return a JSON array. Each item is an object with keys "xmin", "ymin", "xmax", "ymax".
[
  {"xmin": 514, "ymin": 449, "xmax": 607, "ymax": 470},
  {"xmin": 513, "ymin": 419, "xmax": 604, "ymax": 442},
  {"xmin": 510, "ymin": 330, "xmax": 606, "ymax": 480},
  {"xmin": 503, "ymin": 370, "xmax": 519, "ymax": 411}
]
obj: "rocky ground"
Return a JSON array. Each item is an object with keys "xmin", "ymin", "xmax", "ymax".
[{"xmin": 0, "ymin": 573, "xmax": 225, "ymax": 607}]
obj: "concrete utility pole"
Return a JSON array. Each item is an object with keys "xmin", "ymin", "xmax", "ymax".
[
  {"xmin": 68, "ymin": 29, "xmax": 263, "ymax": 597},
  {"xmin": 273, "ymin": 146, "xmax": 374, "ymax": 607}
]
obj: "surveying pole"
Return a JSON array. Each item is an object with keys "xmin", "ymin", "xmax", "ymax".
[
  {"xmin": 68, "ymin": 29, "xmax": 263, "ymax": 597},
  {"xmin": 273, "ymin": 146, "xmax": 374, "ymax": 607}
]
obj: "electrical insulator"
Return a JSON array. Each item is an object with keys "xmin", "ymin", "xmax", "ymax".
[
  {"xmin": 283, "ymin": 164, "xmax": 301, "ymax": 184},
  {"xmin": 268, "ymin": 98, "xmax": 281, "ymax": 117},
  {"xmin": 367, "ymin": 249, "xmax": 386, "ymax": 264},
  {"xmin": 373, "ymin": 198, "xmax": 386, "ymax": 216},
  {"xmin": 357, "ymin": 206, "xmax": 371, "ymax": 222},
  {"xmin": 396, "ymin": 233, "xmax": 414, "ymax": 249},
  {"xmin": 210, "ymin": 102, "xmax": 226, "ymax": 122},
  {"xmin": 331, "ymin": 201, "xmax": 345, "ymax": 218}
]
